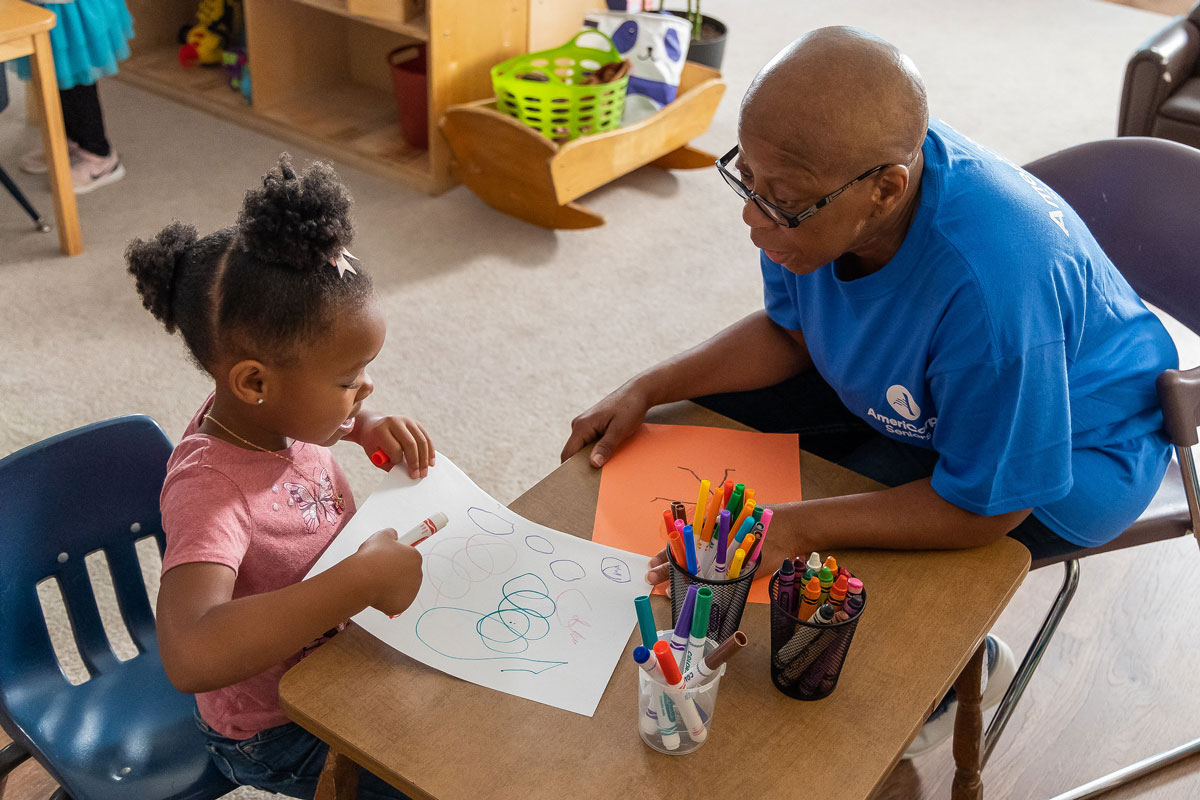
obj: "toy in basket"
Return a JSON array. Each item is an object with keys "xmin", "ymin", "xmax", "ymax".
[{"xmin": 490, "ymin": 30, "xmax": 631, "ymax": 143}]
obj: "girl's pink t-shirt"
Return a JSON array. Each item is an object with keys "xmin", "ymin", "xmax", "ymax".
[{"xmin": 160, "ymin": 398, "xmax": 357, "ymax": 739}]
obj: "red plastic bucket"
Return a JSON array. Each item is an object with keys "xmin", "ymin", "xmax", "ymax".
[{"xmin": 388, "ymin": 45, "xmax": 428, "ymax": 150}]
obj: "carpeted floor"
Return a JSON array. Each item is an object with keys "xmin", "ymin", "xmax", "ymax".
[{"xmin": 2, "ymin": 1, "xmax": 1197, "ymax": 799}]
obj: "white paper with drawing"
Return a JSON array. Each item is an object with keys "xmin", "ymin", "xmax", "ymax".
[{"xmin": 305, "ymin": 453, "xmax": 648, "ymax": 716}]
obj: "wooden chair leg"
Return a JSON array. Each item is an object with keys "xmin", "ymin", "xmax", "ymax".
[
  {"xmin": 951, "ymin": 640, "xmax": 986, "ymax": 800},
  {"xmin": 314, "ymin": 747, "xmax": 358, "ymax": 800},
  {"xmin": 649, "ymin": 144, "xmax": 717, "ymax": 170},
  {"xmin": 28, "ymin": 29, "xmax": 81, "ymax": 256}
]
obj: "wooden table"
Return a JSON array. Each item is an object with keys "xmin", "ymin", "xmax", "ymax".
[
  {"xmin": 280, "ymin": 402, "xmax": 1030, "ymax": 800},
  {"xmin": 0, "ymin": 0, "xmax": 81, "ymax": 256}
]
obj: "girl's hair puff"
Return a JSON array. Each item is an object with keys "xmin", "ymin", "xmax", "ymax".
[{"xmin": 127, "ymin": 155, "xmax": 373, "ymax": 373}]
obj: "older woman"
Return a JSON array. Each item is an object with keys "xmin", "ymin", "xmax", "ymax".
[{"xmin": 562, "ymin": 26, "xmax": 1176, "ymax": 756}]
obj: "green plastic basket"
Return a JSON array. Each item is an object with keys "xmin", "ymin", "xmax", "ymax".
[{"xmin": 491, "ymin": 30, "xmax": 629, "ymax": 142}]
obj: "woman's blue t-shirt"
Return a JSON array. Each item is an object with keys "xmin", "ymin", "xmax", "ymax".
[{"xmin": 760, "ymin": 119, "xmax": 1177, "ymax": 547}]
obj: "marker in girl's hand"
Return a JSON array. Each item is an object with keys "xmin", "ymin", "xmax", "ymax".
[
  {"xmin": 396, "ymin": 511, "xmax": 449, "ymax": 547},
  {"xmin": 370, "ymin": 449, "xmax": 390, "ymax": 467},
  {"xmin": 389, "ymin": 511, "xmax": 448, "ymax": 618}
]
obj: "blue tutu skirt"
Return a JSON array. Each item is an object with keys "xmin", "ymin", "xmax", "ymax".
[{"xmin": 12, "ymin": 0, "xmax": 135, "ymax": 90}]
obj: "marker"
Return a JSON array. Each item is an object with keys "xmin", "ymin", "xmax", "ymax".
[
  {"xmin": 728, "ymin": 548, "xmax": 747, "ymax": 579},
  {"xmin": 712, "ymin": 510, "xmax": 731, "ymax": 580},
  {"xmin": 730, "ymin": 514, "xmax": 755, "ymax": 553},
  {"xmin": 817, "ymin": 565, "xmax": 835, "ymax": 605},
  {"xmin": 683, "ymin": 630, "xmax": 747, "ymax": 688},
  {"xmin": 632, "ymin": 646, "xmax": 662, "ymax": 736},
  {"xmin": 654, "ymin": 641, "xmax": 707, "ymax": 743},
  {"xmin": 663, "ymin": 508, "xmax": 677, "ymax": 540},
  {"xmin": 827, "ymin": 573, "xmax": 849, "ymax": 612},
  {"xmin": 670, "ymin": 584, "xmax": 698, "ymax": 666},
  {"xmin": 682, "ymin": 524, "xmax": 698, "ymax": 575},
  {"xmin": 776, "ymin": 559, "xmax": 798, "ymax": 616},
  {"xmin": 795, "ymin": 575, "xmax": 822, "ymax": 621},
  {"xmin": 721, "ymin": 480, "xmax": 734, "ymax": 508},
  {"xmin": 740, "ymin": 533, "xmax": 756, "ymax": 565},
  {"xmin": 729, "ymin": 499, "xmax": 756, "ymax": 547},
  {"xmin": 370, "ymin": 448, "xmax": 390, "ymax": 466},
  {"xmin": 726, "ymin": 484, "xmax": 745, "ymax": 522},
  {"xmin": 634, "ymin": 595, "xmax": 657, "ymax": 650},
  {"xmin": 705, "ymin": 488, "xmax": 726, "ymax": 538},
  {"xmin": 752, "ymin": 506, "xmax": 764, "ymax": 524},
  {"xmin": 396, "ymin": 512, "xmax": 449, "ymax": 546},
  {"xmin": 693, "ymin": 480, "xmax": 711, "ymax": 551},
  {"xmin": 750, "ymin": 508, "xmax": 772, "ymax": 566},
  {"xmin": 668, "ymin": 530, "xmax": 687, "ymax": 570},
  {"xmin": 636, "ymin": 646, "xmax": 679, "ymax": 750},
  {"xmin": 682, "ymin": 586, "xmax": 713, "ymax": 675},
  {"xmin": 670, "ymin": 501, "xmax": 687, "ymax": 523}
]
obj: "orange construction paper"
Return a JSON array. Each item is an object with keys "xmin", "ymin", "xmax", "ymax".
[{"xmin": 592, "ymin": 423, "xmax": 802, "ymax": 604}]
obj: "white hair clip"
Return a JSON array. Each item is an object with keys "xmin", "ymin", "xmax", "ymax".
[{"xmin": 331, "ymin": 248, "xmax": 359, "ymax": 278}]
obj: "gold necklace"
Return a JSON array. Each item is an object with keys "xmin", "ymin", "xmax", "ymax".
[{"xmin": 202, "ymin": 412, "xmax": 345, "ymax": 514}]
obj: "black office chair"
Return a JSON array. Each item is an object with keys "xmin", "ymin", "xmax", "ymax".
[
  {"xmin": 0, "ymin": 68, "xmax": 52, "ymax": 234},
  {"xmin": 976, "ymin": 137, "xmax": 1200, "ymax": 798}
]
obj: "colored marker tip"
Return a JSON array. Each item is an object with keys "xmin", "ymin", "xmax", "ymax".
[{"xmin": 633, "ymin": 646, "xmax": 650, "ymax": 663}]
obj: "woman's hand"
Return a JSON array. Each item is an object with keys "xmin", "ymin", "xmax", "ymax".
[
  {"xmin": 351, "ymin": 410, "xmax": 435, "ymax": 478},
  {"xmin": 561, "ymin": 379, "xmax": 654, "ymax": 467}
]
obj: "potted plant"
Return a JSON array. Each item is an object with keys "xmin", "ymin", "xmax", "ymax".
[{"xmin": 661, "ymin": 1, "xmax": 727, "ymax": 71}]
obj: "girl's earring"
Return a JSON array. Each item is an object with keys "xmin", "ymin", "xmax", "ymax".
[{"xmin": 257, "ymin": 398, "xmax": 264, "ymax": 405}]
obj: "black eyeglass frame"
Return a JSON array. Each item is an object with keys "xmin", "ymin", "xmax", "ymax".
[{"xmin": 716, "ymin": 145, "xmax": 895, "ymax": 228}]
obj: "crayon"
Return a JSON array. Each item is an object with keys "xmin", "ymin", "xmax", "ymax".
[
  {"xmin": 806, "ymin": 552, "xmax": 822, "ymax": 574},
  {"xmin": 832, "ymin": 609, "xmax": 851, "ymax": 623},
  {"xmin": 812, "ymin": 603, "xmax": 836, "ymax": 625},
  {"xmin": 817, "ymin": 565, "xmax": 835, "ymax": 605},
  {"xmin": 683, "ymin": 630, "xmax": 747, "ymax": 688},
  {"xmin": 634, "ymin": 595, "xmax": 657, "ymax": 650},
  {"xmin": 824, "ymin": 555, "xmax": 838, "ymax": 575},
  {"xmin": 827, "ymin": 574, "xmax": 849, "ymax": 612},
  {"xmin": 693, "ymin": 480, "xmax": 711, "ymax": 550},
  {"xmin": 846, "ymin": 576, "xmax": 864, "ymax": 600},
  {"xmin": 796, "ymin": 576, "xmax": 822, "ymax": 621},
  {"xmin": 838, "ymin": 567, "xmax": 851, "ymax": 580},
  {"xmin": 728, "ymin": 548, "xmax": 747, "ymax": 579},
  {"xmin": 776, "ymin": 559, "xmax": 799, "ymax": 616},
  {"xmin": 844, "ymin": 592, "xmax": 865, "ymax": 617}
]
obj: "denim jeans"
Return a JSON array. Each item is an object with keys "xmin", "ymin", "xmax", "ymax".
[
  {"xmin": 195, "ymin": 710, "xmax": 410, "ymax": 800},
  {"xmin": 692, "ymin": 370, "xmax": 1083, "ymax": 564}
]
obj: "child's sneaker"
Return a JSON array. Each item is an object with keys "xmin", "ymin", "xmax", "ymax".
[
  {"xmin": 903, "ymin": 635, "xmax": 1017, "ymax": 759},
  {"xmin": 71, "ymin": 149, "xmax": 125, "ymax": 194},
  {"xmin": 20, "ymin": 140, "xmax": 82, "ymax": 174}
]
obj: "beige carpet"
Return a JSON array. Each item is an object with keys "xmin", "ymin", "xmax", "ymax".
[{"xmin": 1, "ymin": 1, "xmax": 1195, "ymax": 799}]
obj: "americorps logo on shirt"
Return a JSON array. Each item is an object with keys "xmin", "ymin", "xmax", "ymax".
[{"xmin": 868, "ymin": 384, "xmax": 937, "ymax": 440}]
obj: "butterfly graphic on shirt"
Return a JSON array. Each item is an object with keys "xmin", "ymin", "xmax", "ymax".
[{"xmin": 284, "ymin": 467, "xmax": 340, "ymax": 533}]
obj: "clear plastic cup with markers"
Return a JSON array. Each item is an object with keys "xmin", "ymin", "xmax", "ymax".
[{"xmin": 635, "ymin": 631, "xmax": 725, "ymax": 755}]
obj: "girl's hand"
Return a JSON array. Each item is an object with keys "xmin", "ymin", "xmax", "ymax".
[
  {"xmin": 352, "ymin": 410, "xmax": 435, "ymax": 478},
  {"xmin": 352, "ymin": 528, "xmax": 424, "ymax": 616}
]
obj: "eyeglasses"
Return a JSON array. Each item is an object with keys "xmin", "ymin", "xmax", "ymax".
[{"xmin": 716, "ymin": 145, "xmax": 894, "ymax": 228}]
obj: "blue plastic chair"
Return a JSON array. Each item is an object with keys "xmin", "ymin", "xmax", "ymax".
[{"xmin": 0, "ymin": 416, "xmax": 235, "ymax": 800}]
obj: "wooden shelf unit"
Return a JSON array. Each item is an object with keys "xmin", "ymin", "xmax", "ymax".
[{"xmin": 121, "ymin": 0, "xmax": 527, "ymax": 194}]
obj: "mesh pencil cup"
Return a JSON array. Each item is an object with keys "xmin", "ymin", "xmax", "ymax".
[
  {"xmin": 637, "ymin": 631, "xmax": 726, "ymax": 755},
  {"xmin": 667, "ymin": 547, "xmax": 759, "ymax": 645},
  {"xmin": 768, "ymin": 570, "xmax": 867, "ymax": 700}
]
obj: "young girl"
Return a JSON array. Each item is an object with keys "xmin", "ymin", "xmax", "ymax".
[
  {"xmin": 127, "ymin": 155, "xmax": 431, "ymax": 799},
  {"xmin": 15, "ymin": 0, "xmax": 133, "ymax": 192}
]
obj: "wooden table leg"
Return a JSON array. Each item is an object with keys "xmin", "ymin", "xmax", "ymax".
[
  {"xmin": 314, "ymin": 747, "xmax": 359, "ymax": 800},
  {"xmin": 951, "ymin": 640, "xmax": 986, "ymax": 800},
  {"xmin": 28, "ymin": 29, "xmax": 81, "ymax": 256}
]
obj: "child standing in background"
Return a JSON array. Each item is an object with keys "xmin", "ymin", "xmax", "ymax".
[
  {"xmin": 127, "ymin": 155, "xmax": 431, "ymax": 799},
  {"xmin": 14, "ymin": 0, "xmax": 132, "ymax": 192}
]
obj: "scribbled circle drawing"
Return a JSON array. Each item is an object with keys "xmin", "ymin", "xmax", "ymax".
[
  {"xmin": 525, "ymin": 535, "xmax": 554, "ymax": 554},
  {"xmin": 423, "ymin": 534, "xmax": 517, "ymax": 601},
  {"xmin": 600, "ymin": 557, "xmax": 631, "ymax": 583},
  {"xmin": 549, "ymin": 559, "xmax": 585, "ymax": 582},
  {"xmin": 468, "ymin": 506, "xmax": 515, "ymax": 535}
]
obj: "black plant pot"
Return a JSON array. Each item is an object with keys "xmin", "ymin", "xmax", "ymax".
[{"xmin": 667, "ymin": 11, "xmax": 727, "ymax": 71}]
